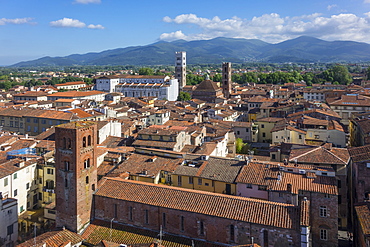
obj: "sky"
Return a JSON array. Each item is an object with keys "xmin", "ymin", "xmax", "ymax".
[{"xmin": 1, "ymin": 0, "xmax": 370, "ymax": 65}]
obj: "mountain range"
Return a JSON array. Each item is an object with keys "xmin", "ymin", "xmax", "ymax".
[{"xmin": 11, "ymin": 36, "xmax": 370, "ymax": 67}]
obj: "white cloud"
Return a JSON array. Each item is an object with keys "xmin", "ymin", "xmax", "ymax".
[
  {"xmin": 0, "ymin": 17, "xmax": 34, "ymax": 25},
  {"xmin": 87, "ymin": 24, "xmax": 105, "ymax": 29},
  {"xmin": 50, "ymin": 18, "xmax": 86, "ymax": 28},
  {"xmin": 327, "ymin": 4, "xmax": 337, "ymax": 11},
  {"xmin": 160, "ymin": 13, "xmax": 370, "ymax": 43},
  {"xmin": 74, "ymin": 0, "xmax": 101, "ymax": 4},
  {"xmin": 160, "ymin": 30, "xmax": 187, "ymax": 41},
  {"xmin": 50, "ymin": 18, "xmax": 104, "ymax": 29},
  {"xmin": 365, "ymin": 0, "xmax": 370, "ymax": 3}
]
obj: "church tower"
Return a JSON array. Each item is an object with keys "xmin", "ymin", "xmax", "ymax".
[
  {"xmin": 175, "ymin": 51, "xmax": 187, "ymax": 91},
  {"xmin": 222, "ymin": 62, "xmax": 232, "ymax": 99},
  {"xmin": 55, "ymin": 121, "xmax": 97, "ymax": 233}
]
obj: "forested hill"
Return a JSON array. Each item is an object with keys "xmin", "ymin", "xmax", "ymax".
[{"xmin": 11, "ymin": 36, "xmax": 370, "ymax": 67}]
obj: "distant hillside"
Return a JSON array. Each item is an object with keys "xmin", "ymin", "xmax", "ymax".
[{"xmin": 11, "ymin": 36, "xmax": 370, "ymax": 67}]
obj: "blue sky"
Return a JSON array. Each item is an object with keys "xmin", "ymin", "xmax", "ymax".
[{"xmin": 0, "ymin": 0, "xmax": 370, "ymax": 65}]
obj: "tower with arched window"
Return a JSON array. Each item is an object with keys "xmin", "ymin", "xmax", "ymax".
[{"xmin": 55, "ymin": 121, "xmax": 97, "ymax": 233}]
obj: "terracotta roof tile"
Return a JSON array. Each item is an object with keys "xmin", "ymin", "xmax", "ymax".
[
  {"xmin": 17, "ymin": 229, "xmax": 83, "ymax": 247},
  {"xmin": 96, "ymin": 178, "xmax": 300, "ymax": 229},
  {"xmin": 355, "ymin": 204, "xmax": 370, "ymax": 235}
]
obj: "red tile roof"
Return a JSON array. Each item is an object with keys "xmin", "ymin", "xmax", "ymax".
[
  {"xmin": 96, "ymin": 178, "xmax": 301, "ymax": 229},
  {"xmin": 17, "ymin": 229, "xmax": 83, "ymax": 247}
]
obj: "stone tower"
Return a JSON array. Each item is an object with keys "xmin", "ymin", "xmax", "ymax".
[
  {"xmin": 222, "ymin": 62, "xmax": 232, "ymax": 99},
  {"xmin": 55, "ymin": 121, "xmax": 97, "ymax": 233},
  {"xmin": 175, "ymin": 51, "xmax": 186, "ymax": 91}
]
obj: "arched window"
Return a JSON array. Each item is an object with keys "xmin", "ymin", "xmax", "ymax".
[
  {"xmin": 67, "ymin": 138, "xmax": 72, "ymax": 149},
  {"xmin": 63, "ymin": 137, "xmax": 67, "ymax": 149},
  {"xmin": 82, "ymin": 136, "xmax": 87, "ymax": 148},
  {"xmin": 86, "ymin": 176, "xmax": 89, "ymax": 184},
  {"xmin": 88, "ymin": 135, "xmax": 92, "ymax": 146},
  {"xmin": 64, "ymin": 161, "xmax": 70, "ymax": 171}
]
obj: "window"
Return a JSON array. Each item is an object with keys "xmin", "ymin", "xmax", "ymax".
[
  {"xmin": 145, "ymin": 209, "xmax": 149, "ymax": 224},
  {"xmin": 10, "ymin": 121, "xmax": 13, "ymax": 127},
  {"xmin": 299, "ymin": 135, "xmax": 302, "ymax": 139},
  {"xmin": 4, "ymin": 177, "xmax": 8, "ymax": 186},
  {"xmin": 7, "ymin": 224, "xmax": 13, "ymax": 236},
  {"xmin": 88, "ymin": 135, "xmax": 92, "ymax": 146},
  {"xmin": 261, "ymin": 124, "xmax": 265, "ymax": 128},
  {"xmin": 199, "ymin": 221, "xmax": 204, "ymax": 235},
  {"xmin": 320, "ymin": 229, "xmax": 327, "ymax": 240},
  {"xmin": 64, "ymin": 161, "xmax": 70, "ymax": 171},
  {"xmin": 337, "ymin": 180, "xmax": 341, "ymax": 188},
  {"xmin": 26, "ymin": 118, "xmax": 30, "ymax": 123},
  {"xmin": 262, "ymin": 132, "xmax": 266, "ymax": 137},
  {"xmin": 177, "ymin": 176, "xmax": 182, "ymax": 186},
  {"xmin": 129, "ymin": 206, "xmax": 133, "ymax": 221},
  {"xmin": 92, "ymin": 184, "xmax": 95, "ymax": 191},
  {"xmin": 33, "ymin": 118, "xmax": 38, "ymax": 123},
  {"xmin": 230, "ymin": 225, "xmax": 235, "ymax": 242},
  {"xmin": 34, "ymin": 126, "xmax": 38, "ymax": 132},
  {"xmin": 26, "ymin": 183, "xmax": 30, "ymax": 189},
  {"xmin": 198, "ymin": 178, "xmax": 202, "ymax": 185},
  {"xmin": 258, "ymin": 185, "xmax": 267, "ymax": 191},
  {"xmin": 47, "ymin": 168, "xmax": 53, "ymax": 175},
  {"xmin": 162, "ymin": 213, "xmax": 166, "ymax": 228},
  {"xmin": 188, "ymin": 177, "xmax": 193, "ymax": 184},
  {"xmin": 83, "ymin": 137, "xmax": 87, "ymax": 147},
  {"xmin": 65, "ymin": 178, "xmax": 68, "ymax": 188},
  {"xmin": 87, "ymin": 158, "xmax": 91, "ymax": 168},
  {"xmin": 180, "ymin": 216, "xmax": 185, "ymax": 231},
  {"xmin": 86, "ymin": 176, "xmax": 89, "ymax": 184},
  {"xmin": 13, "ymin": 173, "xmax": 17, "ymax": 179},
  {"xmin": 320, "ymin": 206, "xmax": 327, "ymax": 217},
  {"xmin": 14, "ymin": 189, "xmax": 17, "ymax": 197},
  {"xmin": 271, "ymin": 154, "xmax": 276, "ymax": 160},
  {"xmin": 246, "ymin": 183, "xmax": 252, "ymax": 189},
  {"xmin": 41, "ymin": 119, "xmax": 46, "ymax": 124},
  {"xmin": 205, "ymin": 183, "xmax": 209, "ymax": 186},
  {"xmin": 114, "ymin": 204, "xmax": 118, "ymax": 218}
]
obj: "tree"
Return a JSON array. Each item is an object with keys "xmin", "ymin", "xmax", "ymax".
[
  {"xmin": 367, "ymin": 67, "xmax": 370, "ymax": 80},
  {"xmin": 177, "ymin": 92, "xmax": 191, "ymax": 101},
  {"xmin": 322, "ymin": 65, "xmax": 352, "ymax": 85},
  {"xmin": 235, "ymin": 138, "xmax": 245, "ymax": 154},
  {"xmin": 138, "ymin": 67, "xmax": 154, "ymax": 75}
]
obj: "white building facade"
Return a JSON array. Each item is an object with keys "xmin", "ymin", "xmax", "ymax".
[
  {"xmin": 0, "ymin": 159, "xmax": 38, "ymax": 216},
  {"xmin": 0, "ymin": 194, "xmax": 18, "ymax": 247},
  {"xmin": 95, "ymin": 75, "xmax": 179, "ymax": 101}
]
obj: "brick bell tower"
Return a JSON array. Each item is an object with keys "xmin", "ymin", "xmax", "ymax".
[
  {"xmin": 55, "ymin": 121, "xmax": 97, "ymax": 233},
  {"xmin": 222, "ymin": 62, "xmax": 232, "ymax": 99}
]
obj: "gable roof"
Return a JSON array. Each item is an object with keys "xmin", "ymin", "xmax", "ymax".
[
  {"xmin": 289, "ymin": 146, "xmax": 350, "ymax": 165},
  {"xmin": 96, "ymin": 178, "xmax": 300, "ymax": 229}
]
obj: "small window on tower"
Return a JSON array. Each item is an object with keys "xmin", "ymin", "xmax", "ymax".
[
  {"xmin": 83, "ymin": 137, "xmax": 87, "ymax": 148},
  {"xmin": 88, "ymin": 135, "xmax": 92, "ymax": 146},
  {"xmin": 86, "ymin": 176, "xmax": 89, "ymax": 184}
]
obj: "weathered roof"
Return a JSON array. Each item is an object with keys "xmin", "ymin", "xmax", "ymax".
[
  {"xmin": 82, "ymin": 219, "xmax": 225, "ymax": 247},
  {"xmin": 96, "ymin": 178, "xmax": 300, "ymax": 229},
  {"xmin": 348, "ymin": 144, "xmax": 370, "ymax": 163},
  {"xmin": 289, "ymin": 145, "xmax": 350, "ymax": 165},
  {"xmin": 174, "ymin": 156, "xmax": 244, "ymax": 183},
  {"xmin": 235, "ymin": 162, "xmax": 338, "ymax": 195},
  {"xmin": 17, "ymin": 229, "xmax": 83, "ymax": 247},
  {"xmin": 355, "ymin": 204, "xmax": 370, "ymax": 235}
]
